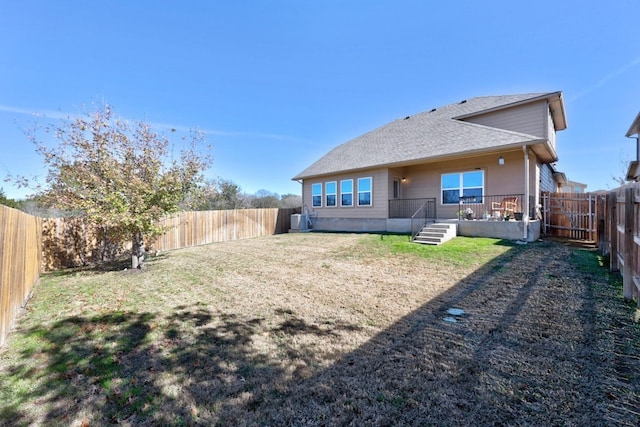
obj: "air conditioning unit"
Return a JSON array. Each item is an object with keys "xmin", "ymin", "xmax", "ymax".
[{"xmin": 290, "ymin": 214, "xmax": 308, "ymax": 231}]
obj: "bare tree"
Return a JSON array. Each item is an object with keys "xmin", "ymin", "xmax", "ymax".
[
  {"xmin": 280, "ymin": 193, "xmax": 302, "ymax": 208},
  {"xmin": 251, "ymin": 189, "xmax": 280, "ymax": 208}
]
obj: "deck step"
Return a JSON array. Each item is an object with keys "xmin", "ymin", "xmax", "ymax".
[{"xmin": 413, "ymin": 223, "xmax": 457, "ymax": 246}]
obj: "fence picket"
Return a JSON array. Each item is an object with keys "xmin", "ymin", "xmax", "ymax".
[
  {"xmin": 598, "ymin": 183, "xmax": 640, "ymax": 306},
  {"xmin": 542, "ymin": 192, "xmax": 601, "ymax": 242},
  {"xmin": 0, "ymin": 206, "xmax": 42, "ymax": 347}
]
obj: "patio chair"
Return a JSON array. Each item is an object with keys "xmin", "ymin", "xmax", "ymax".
[{"xmin": 491, "ymin": 197, "xmax": 518, "ymax": 218}]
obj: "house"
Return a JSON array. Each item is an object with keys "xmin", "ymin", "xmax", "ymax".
[
  {"xmin": 560, "ymin": 180, "xmax": 587, "ymax": 193},
  {"xmin": 625, "ymin": 111, "xmax": 640, "ymax": 182},
  {"xmin": 292, "ymin": 92, "xmax": 567, "ymax": 241}
]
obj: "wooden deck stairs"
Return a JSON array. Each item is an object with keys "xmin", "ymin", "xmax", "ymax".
[{"xmin": 413, "ymin": 223, "xmax": 457, "ymax": 245}]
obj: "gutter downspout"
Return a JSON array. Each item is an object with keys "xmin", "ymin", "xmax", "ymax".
[
  {"xmin": 523, "ymin": 145, "xmax": 530, "ymax": 241},
  {"xmin": 294, "ymin": 179, "xmax": 307, "ymax": 226}
]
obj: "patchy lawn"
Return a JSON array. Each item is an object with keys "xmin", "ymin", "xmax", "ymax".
[{"xmin": 0, "ymin": 233, "xmax": 639, "ymax": 426}]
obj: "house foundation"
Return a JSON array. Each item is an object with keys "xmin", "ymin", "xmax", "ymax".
[
  {"xmin": 457, "ymin": 219, "xmax": 541, "ymax": 242},
  {"xmin": 311, "ymin": 217, "xmax": 388, "ymax": 233}
]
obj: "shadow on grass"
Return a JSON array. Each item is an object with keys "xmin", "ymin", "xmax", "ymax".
[
  {"xmin": 2, "ymin": 241, "xmax": 638, "ymax": 426},
  {"xmin": 0, "ymin": 300, "xmax": 364, "ymax": 425},
  {"xmin": 43, "ymin": 252, "xmax": 167, "ymax": 279}
]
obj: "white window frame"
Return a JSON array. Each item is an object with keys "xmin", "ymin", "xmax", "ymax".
[
  {"xmin": 357, "ymin": 177, "xmax": 372, "ymax": 207},
  {"xmin": 340, "ymin": 179, "xmax": 353, "ymax": 207},
  {"xmin": 325, "ymin": 181, "xmax": 337, "ymax": 207},
  {"xmin": 311, "ymin": 182, "xmax": 322, "ymax": 207},
  {"xmin": 441, "ymin": 170, "xmax": 484, "ymax": 205}
]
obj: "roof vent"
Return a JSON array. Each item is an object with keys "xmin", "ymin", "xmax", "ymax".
[
  {"xmin": 404, "ymin": 116, "xmax": 410, "ymax": 120},
  {"xmin": 460, "ymin": 100, "xmax": 467, "ymax": 104}
]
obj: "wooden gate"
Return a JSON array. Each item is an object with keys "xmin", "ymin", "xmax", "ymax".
[{"xmin": 541, "ymin": 192, "xmax": 603, "ymax": 243}]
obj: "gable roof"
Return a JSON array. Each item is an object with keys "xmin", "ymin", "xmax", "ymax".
[
  {"xmin": 293, "ymin": 92, "xmax": 564, "ymax": 180},
  {"xmin": 626, "ymin": 111, "xmax": 640, "ymax": 137}
]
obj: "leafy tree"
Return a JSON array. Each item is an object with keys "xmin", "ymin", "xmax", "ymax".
[
  {"xmin": 14, "ymin": 104, "xmax": 211, "ymax": 269},
  {"xmin": 191, "ymin": 178, "xmax": 249, "ymax": 210},
  {"xmin": 216, "ymin": 178, "xmax": 247, "ymax": 209},
  {"xmin": 0, "ymin": 188, "xmax": 18, "ymax": 209}
]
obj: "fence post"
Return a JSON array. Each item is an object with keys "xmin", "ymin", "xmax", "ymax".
[
  {"xmin": 588, "ymin": 194, "xmax": 593, "ymax": 242},
  {"xmin": 623, "ymin": 187, "xmax": 635, "ymax": 300},
  {"xmin": 609, "ymin": 191, "xmax": 618, "ymax": 271},
  {"xmin": 541, "ymin": 192, "xmax": 547, "ymax": 234}
]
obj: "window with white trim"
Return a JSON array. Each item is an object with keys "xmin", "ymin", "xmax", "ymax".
[
  {"xmin": 357, "ymin": 177, "xmax": 372, "ymax": 206},
  {"xmin": 325, "ymin": 181, "xmax": 337, "ymax": 207},
  {"xmin": 340, "ymin": 179, "xmax": 353, "ymax": 207},
  {"xmin": 441, "ymin": 170, "xmax": 484, "ymax": 204},
  {"xmin": 312, "ymin": 183, "xmax": 322, "ymax": 207}
]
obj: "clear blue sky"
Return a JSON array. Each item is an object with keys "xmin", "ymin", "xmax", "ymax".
[{"xmin": 1, "ymin": 0, "xmax": 639, "ymax": 200}]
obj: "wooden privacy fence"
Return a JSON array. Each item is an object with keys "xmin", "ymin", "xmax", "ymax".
[
  {"xmin": 601, "ymin": 183, "xmax": 640, "ymax": 306},
  {"xmin": 541, "ymin": 192, "xmax": 602, "ymax": 243},
  {"xmin": 1, "ymin": 207, "xmax": 297, "ymax": 346},
  {"xmin": 0, "ymin": 205, "xmax": 42, "ymax": 347},
  {"xmin": 152, "ymin": 208, "xmax": 297, "ymax": 252},
  {"xmin": 41, "ymin": 208, "xmax": 298, "ymax": 270}
]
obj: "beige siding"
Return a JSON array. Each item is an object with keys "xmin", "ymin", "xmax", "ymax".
[
  {"xmin": 302, "ymin": 150, "xmax": 539, "ymax": 220},
  {"xmin": 463, "ymin": 101, "xmax": 548, "ymax": 138},
  {"xmin": 302, "ymin": 168, "xmax": 389, "ymax": 219},
  {"xmin": 401, "ymin": 151, "xmax": 535, "ymax": 218},
  {"xmin": 547, "ymin": 107, "xmax": 557, "ymax": 152}
]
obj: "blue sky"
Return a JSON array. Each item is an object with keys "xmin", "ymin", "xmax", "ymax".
[{"xmin": 1, "ymin": 0, "xmax": 639, "ymax": 200}]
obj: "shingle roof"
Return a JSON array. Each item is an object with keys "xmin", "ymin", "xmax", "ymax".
[{"xmin": 293, "ymin": 92, "xmax": 559, "ymax": 180}]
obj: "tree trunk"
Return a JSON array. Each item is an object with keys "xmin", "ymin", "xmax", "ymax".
[{"xmin": 131, "ymin": 233, "xmax": 145, "ymax": 269}]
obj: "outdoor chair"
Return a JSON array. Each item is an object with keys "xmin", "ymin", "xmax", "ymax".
[{"xmin": 491, "ymin": 197, "xmax": 518, "ymax": 218}]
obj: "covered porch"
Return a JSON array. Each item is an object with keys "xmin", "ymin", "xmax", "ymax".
[{"xmin": 388, "ymin": 193, "xmax": 541, "ymax": 242}]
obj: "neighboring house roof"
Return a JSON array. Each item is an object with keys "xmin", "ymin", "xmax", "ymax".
[
  {"xmin": 293, "ymin": 92, "xmax": 565, "ymax": 180},
  {"xmin": 565, "ymin": 180, "xmax": 587, "ymax": 189},
  {"xmin": 625, "ymin": 112, "xmax": 640, "ymax": 181},
  {"xmin": 626, "ymin": 111, "xmax": 640, "ymax": 137},
  {"xmin": 553, "ymin": 171, "xmax": 568, "ymax": 186}
]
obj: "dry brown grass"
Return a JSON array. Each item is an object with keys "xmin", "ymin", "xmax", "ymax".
[{"xmin": 1, "ymin": 233, "xmax": 639, "ymax": 426}]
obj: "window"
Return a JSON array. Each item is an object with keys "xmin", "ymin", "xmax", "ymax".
[
  {"xmin": 357, "ymin": 177, "xmax": 372, "ymax": 206},
  {"xmin": 341, "ymin": 179, "xmax": 353, "ymax": 207},
  {"xmin": 312, "ymin": 183, "xmax": 322, "ymax": 207},
  {"xmin": 441, "ymin": 170, "xmax": 484, "ymax": 204},
  {"xmin": 325, "ymin": 181, "xmax": 337, "ymax": 207}
]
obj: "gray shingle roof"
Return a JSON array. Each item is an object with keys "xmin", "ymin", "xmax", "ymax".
[{"xmin": 293, "ymin": 93, "xmax": 557, "ymax": 180}]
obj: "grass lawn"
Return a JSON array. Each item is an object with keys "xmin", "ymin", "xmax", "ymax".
[{"xmin": 1, "ymin": 233, "xmax": 639, "ymax": 426}]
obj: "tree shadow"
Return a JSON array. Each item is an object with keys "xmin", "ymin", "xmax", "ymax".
[
  {"xmin": 0, "ymin": 311, "xmax": 154, "ymax": 425},
  {"xmin": 2, "ymin": 241, "xmax": 637, "ymax": 426},
  {"xmin": 1, "ymin": 299, "xmax": 363, "ymax": 425}
]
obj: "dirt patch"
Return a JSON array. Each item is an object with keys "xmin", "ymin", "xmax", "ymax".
[{"xmin": 1, "ymin": 233, "xmax": 639, "ymax": 426}]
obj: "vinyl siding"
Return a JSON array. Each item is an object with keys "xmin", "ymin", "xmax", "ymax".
[
  {"xmin": 539, "ymin": 163, "xmax": 557, "ymax": 193},
  {"xmin": 302, "ymin": 168, "xmax": 389, "ymax": 219},
  {"xmin": 401, "ymin": 152, "xmax": 534, "ymax": 218},
  {"xmin": 302, "ymin": 151, "xmax": 540, "ymax": 220},
  {"xmin": 462, "ymin": 101, "xmax": 548, "ymax": 139},
  {"xmin": 547, "ymin": 108, "xmax": 557, "ymax": 152}
]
